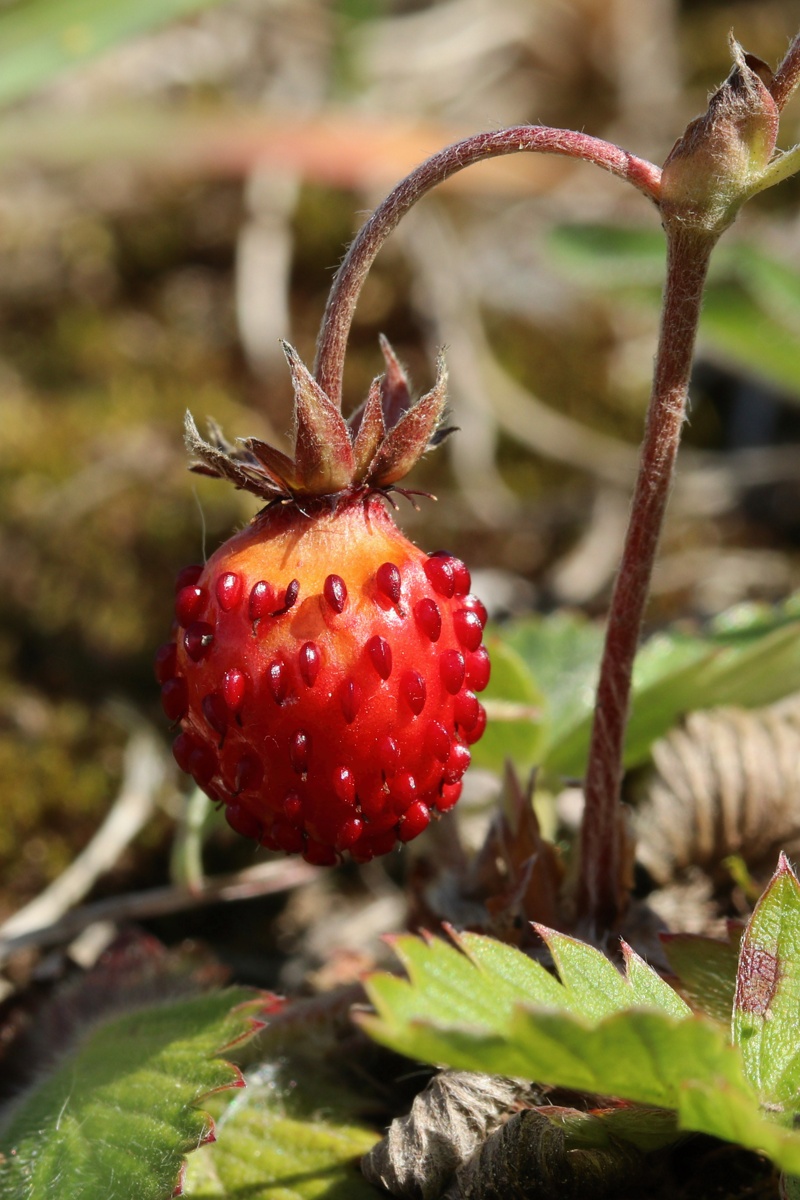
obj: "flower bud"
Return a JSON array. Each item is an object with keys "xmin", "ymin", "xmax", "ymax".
[{"xmin": 660, "ymin": 39, "xmax": 778, "ymax": 236}]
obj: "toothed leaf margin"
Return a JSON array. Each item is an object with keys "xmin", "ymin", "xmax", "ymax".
[{"xmin": 0, "ymin": 989, "xmax": 262, "ymax": 1200}]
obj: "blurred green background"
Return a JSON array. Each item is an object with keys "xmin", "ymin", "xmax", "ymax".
[{"xmin": 2, "ymin": 0, "xmax": 800, "ymax": 925}]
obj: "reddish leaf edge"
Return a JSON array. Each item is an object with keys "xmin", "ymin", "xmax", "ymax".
[
  {"xmin": 734, "ymin": 851, "xmax": 799, "ymax": 1022},
  {"xmin": 171, "ymin": 993, "xmax": 274, "ymax": 1196}
]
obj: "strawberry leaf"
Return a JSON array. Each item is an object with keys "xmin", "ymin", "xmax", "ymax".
[
  {"xmin": 362, "ymin": 925, "xmax": 689, "ymax": 1048},
  {"xmin": 496, "ymin": 597, "xmax": 800, "ymax": 779},
  {"xmin": 361, "ymin": 929, "xmax": 800, "ymax": 1173},
  {"xmin": 0, "ymin": 988, "xmax": 260, "ymax": 1200},
  {"xmin": 661, "ymin": 928, "xmax": 742, "ymax": 1023},
  {"xmin": 734, "ymin": 854, "xmax": 800, "ymax": 1111},
  {"xmin": 183, "ymin": 1066, "xmax": 378, "ymax": 1199}
]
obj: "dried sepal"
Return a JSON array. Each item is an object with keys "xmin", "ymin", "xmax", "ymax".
[
  {"xmin": 367, "ymin": 354, "xmax": 448, "ymax": 487},
  {"xmin": 471, "ymin": 764, "xmax": 565, "ymax": 938},
  {"xmin": 282, "ymin": 341, "xmax": 355, "ymax": 494},
  {"xmin": 361, "ymin": 1071, "xmax": 534, "ymax": 1199},
  {"xmin": 240, "ymin": 437, "xmax": 301, "ymax": 493},
  {"xmin": 444, "ymin": 1108, "xmax": 643, "ymax": 1199},
  {"xmin": 352, "ymin": 376, "xmax": 387, "ymax": 481},
  {"xmin": 184, "ymin": 412, "xmax": 282, "ymax": 500},
  {"xmin": 185, "ymin": 339, "xmax": 451, "ymax": 503}
]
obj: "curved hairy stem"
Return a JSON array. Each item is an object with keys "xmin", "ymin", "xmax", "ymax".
[
  {"xmin": 314, "ymin": 126, "xmax": 661, "ymax": 408},
  {"xmin": 577, "ymin": 226, "xmax": 715, "ymax": 936}
]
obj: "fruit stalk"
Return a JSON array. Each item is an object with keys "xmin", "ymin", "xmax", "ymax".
[
  {"xmin": 314, "ymin": 127, "xmax": 662, "ymax": 409},
  {"xmin": 576, "ymin": 225, "xmax": 714, "ymax": 935}
]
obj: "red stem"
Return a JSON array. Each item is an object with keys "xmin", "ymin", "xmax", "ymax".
[
  {"xmin": 314, "ymin": 126, "xmax": 661, "ymax": 408},
  {"xmin": 576, "ymin": 226, "xmax": 715, "ymax": 935}
]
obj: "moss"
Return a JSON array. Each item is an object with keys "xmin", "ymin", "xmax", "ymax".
[{"xmin": 0, "ymin": 688, "xmax": 127, "ymax": 912}]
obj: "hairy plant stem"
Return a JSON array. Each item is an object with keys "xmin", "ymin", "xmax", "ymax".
[
  {"xmin": 576, "ymin": 225, "xmax": 716, "ymax": 936},
  {"xmin": 314, "ymin": 127, "xmax": 661, "ymax": 408}
]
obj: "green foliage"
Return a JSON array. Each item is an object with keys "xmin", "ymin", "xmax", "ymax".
[
  {"xmin": 361, "ymin": 873, "xmax": 800, "ymax": 1175},
  {"xmin": 0, "ymin": 0, "xmax": 232, "ymax": 108},
  {"xmin": 734, "ymin": 855, "xmax": 800, "ymax": 1111},
  {"xmin": 183, "ymin": 1065, "xmax": 379, "ymax": 1199},
  {"xmin": 0, "ymin": 989, "xmax": 258, "ymax": 1200},
  {"xmin": 548, "ymin": 222, "xmax": 667, "ymax": 286},
  {"xmin": 183, "ymin": 988, "xmax": 382, "ymax": 1198},
  {"xmin": 475, "ymin": 596, "xmax": 800, "ymax": 780},
  {"xmin": 549, "ymin": 224, "xmax": 800, "ymax": 401},
  {"xmin": 496, "ymin": 612, "xmax": 604, "ymax": 765},
  {"xmin": 662, "ymin": 929, "xmax": 741, "ymax": 1024}
]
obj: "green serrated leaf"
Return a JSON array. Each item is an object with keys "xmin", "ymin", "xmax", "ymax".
[
  {"xmin": 0, "ymin": 0, "xmax": 232, "ymax": 108},
  {"xmin": 455, "ymin": 929, "xmax": 571, "ymax": 1011},
  {"xmin": 0, "ymin": 988, "xmax": 258, "ymax": 1200},
  {"xmin": 363, "ymin": 928, "xmax": 686, "ymax": 1054},
  {"xmin": 622, "ymin": 944, "xmax": 693, "ymax": 1018},
  {"xmin": 364, "ymin": 965, "xmax": 734, "ymax": 1130},
  {"xmin": 734, "ymin": 855, "xmax": 800, "ymax": 1110},
  {"xmin": 539, "ymin": 927, "xmax": 631, "ymax": 1018},
  {"xmin": 361, "ymin": 931, "xmax": 800, "ymax": 1175}
]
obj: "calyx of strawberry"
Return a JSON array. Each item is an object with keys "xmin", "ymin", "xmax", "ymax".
[
  {"xmin": 185, "ymin": 337, "xmax": 451, "ymax": 502},
  {"xmin": 660, "ymin": 38, "xmax": 779, "ymax": 235}
]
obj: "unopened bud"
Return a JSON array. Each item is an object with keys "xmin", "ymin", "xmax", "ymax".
[{"xmin": 661, "ymin": 39, "xmax": 778, "ymax": 236}]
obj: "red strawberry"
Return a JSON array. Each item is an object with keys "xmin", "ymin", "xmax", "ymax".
[{"xmin": 156, "ymin": 339, "xmax": 489, "ymax": 863}]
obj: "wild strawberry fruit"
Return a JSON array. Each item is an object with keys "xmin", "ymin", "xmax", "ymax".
[{"xmin": 157, "ymin": 339, "xmax": 489, "ymax": 863}]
